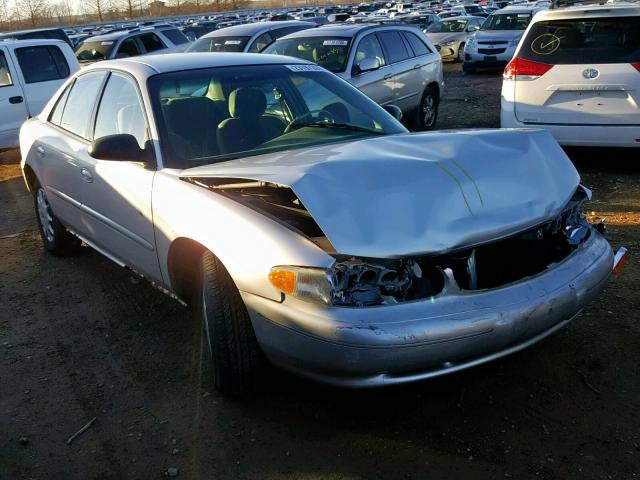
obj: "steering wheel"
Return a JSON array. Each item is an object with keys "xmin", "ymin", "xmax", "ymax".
[{"xmin": 285, "ymin": 109, "xmax": 337, "ymax": 133}]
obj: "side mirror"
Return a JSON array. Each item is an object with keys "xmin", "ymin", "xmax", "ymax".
[
  {"xmin": 89, "ymin": 134, "xmax": 146, "ymax": 162},
  {"xmin": 357, "ymin": 57, "xmax": 381, "ymax": 74},
  {"xmin": 383, "ymin": 104, "xmax": 403, "ymax": 121}
]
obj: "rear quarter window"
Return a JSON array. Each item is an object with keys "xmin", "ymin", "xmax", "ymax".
[
  {"xmin": 161, "ymin": 29, "xmax": 190, "ymax": 45},
  {"xmin": 15, "ymin": 45, "xmax": 70, "ymax": 84},
  {"xmin": 520, "ymin": 16, "xmax": 640, "ymax": 64}
]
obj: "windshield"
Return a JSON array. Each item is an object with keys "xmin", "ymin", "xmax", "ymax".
[
  {"xmin": 75, "ymin": 40, "xmax": 115, "ymax": 62},
  {"xmin": 149, "ymin": 64, "xmax": 406, "ymax": 168},
  {"xmin": 465, "ymin": 5, "xmax": 482, "ymax": 13},
  {"xmin": 263, "ymin": 37, "xmax": 352, "ymax": 73},
  {"xmin": 187, "ymin": 35, "xmax": 250, "ymax": 52},
  {"xmin": 481, "ymin": 13, "xmax": 532, "ymax": 31},
  {"xmin": 427, "ymin": 19, "xmax": 467, "ymax": 33}
]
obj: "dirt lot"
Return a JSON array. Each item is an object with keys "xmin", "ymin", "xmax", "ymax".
[{"xmin": 1, "ymin": 63, "xmax": 639, "ymax": 480}]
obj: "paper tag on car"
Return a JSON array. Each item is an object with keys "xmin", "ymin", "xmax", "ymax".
[
  {"xmin": 323, "ymin": 40, "xmax": 348, "ymax": 46},
  {"xmin": 285, "ymin": 64, "xmax": 325, "ymax": 72},
  {"xmin": 101, "ymin": 41, "xmax": 114, "ymax": 45},
  {"xmin": 225, "ymin": 40, "xmax": 242, "ymax": 45}
]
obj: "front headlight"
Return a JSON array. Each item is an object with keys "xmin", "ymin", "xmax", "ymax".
[
  {"xmin": 269, "ymin": 266, "xmax": 334, "ymax": 304},
  {"xmin": 510, "ymin": 36, "xmax": 522, "ymax": 46},
  {"xmin": 466, "ymin": 36, "xmax": 476, "ymax": 48},
  {"xmin": 440, "ymin": 40, "xmax": 458, "ymax": 46}
]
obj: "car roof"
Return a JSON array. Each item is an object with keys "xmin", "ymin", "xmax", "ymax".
[
  {"xmin": 84, "ymin": 52, "xmax": 311, "ymax": 76},
  {"xmin": 0, "ymin": 38, "xmax": 68, "ymax": 47},
  {"xmin": 495, "ymin": 6, "xmax": 542, "ymax": 13},
  {"xmin": 277, "ymin": 22, "xmax": 419, "ymax": 39},
  {"xmin": 439, "ymin": 15, "xmax": 485, "ymax": 20},
  {"xmin": 199, "ymin": 20, "xmax": 314, "ymax": 38},
  {"xmin": 535, "ymin": 3, "xmax": 640, "ymax": 20},
  {"xmin": 86, "ymin": 27, "xmax": 174, "ymax": 42}
]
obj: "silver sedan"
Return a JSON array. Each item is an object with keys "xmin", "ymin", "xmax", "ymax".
[
  {"xmin": 20, "ymin": 53, "xmax": 615, "ymax": 396},
  {"xmin": 425, "ymin": 16, "xmax": 484, "ymax": 61}
]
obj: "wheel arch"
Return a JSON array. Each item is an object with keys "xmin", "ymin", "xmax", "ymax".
[
  {"xmin": 166, "ymin": 236, "xmax": 209, "ymax": 307},
  {"xmin": 22, "ymin": 163, "xmax": 37, "ymax": 195}
]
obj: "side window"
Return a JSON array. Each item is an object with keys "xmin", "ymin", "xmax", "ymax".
[
  {"xmin": 273, "ymin": 26, "xmax": 306, "ymax": 39},
  {"xmin": 57, "ymin": 71, "xmax": 107, "ymax": 139},
  {"xmin": 49, "ymin": 84, "xmax": 71, "ymax": 125},
  {"xmin": 247, "ymin": 32, "xmax": 273, "ymax": 53},
  {"xmin": 94, "ymin": 73, "xmax": 148, "ymax": 150},
  {"xmin": 117, "ymin": 38, "xmax": 141, "ymax": 58},
  {"xmin": 15, "ymin": 45, "xmax": 70, "ymax": 84},
  {"xmin": 138, "ymin": 33, "xmax": 166, "ymax": 53},
  {"xmin": 0, "ymin": 51, "xmax": 13, "ymax": 87},
  {"xmin": 161, "ymin": 29, "xmax": 190, "ymax": 45},
  {"xmin": 403, "ymin": 32, "xmax": 432, "ymax": 57},
  {"xmin": 377, "ymin": 31, "xmax": 410, "ymax": 64},
  {"xmin": 353, "ymin": 34, "xmax": 386, "ymax": 69}
]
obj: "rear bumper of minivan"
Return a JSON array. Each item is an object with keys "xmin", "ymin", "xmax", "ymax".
[{"xmin": 501, "ymin": 112, "xmax": 640, "ymax": 148}]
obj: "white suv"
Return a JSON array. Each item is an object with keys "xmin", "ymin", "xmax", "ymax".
[{"xmin": 501, "ymin": 4, "xmax": 640, "ymax": 147}]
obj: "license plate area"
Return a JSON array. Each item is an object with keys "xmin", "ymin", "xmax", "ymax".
[{"xmin": 484, "ymin": 55, "xmax": 497, "ymax": 62}]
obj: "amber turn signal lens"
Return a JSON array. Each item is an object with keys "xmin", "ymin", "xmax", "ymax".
[{"xmin": 269, "ymin": 269, "xmax": 296, "ymax": 294}]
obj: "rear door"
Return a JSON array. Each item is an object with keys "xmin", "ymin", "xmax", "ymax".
[
  {"xmin": 11, "ymin": 43, "xmax": 72, "ymax": 116},
  {"xmin": 377, "ymin": 30, "xmax": 422, "ymax": 112},
  {"xmin": 0, "ymin": 46, "xmax": 28, "ymax": 149},
  {"xmin": 514, "ymin": 13, "xmax": 640, "ymax": 125},
  {"xmin": 349, "ymin": 33, "xmax": 394, "ymax": 106}
]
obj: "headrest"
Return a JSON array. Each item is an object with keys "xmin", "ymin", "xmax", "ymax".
[{"xmin": 229, "ymin": 88, "xmax": 267, "ymax": 119}]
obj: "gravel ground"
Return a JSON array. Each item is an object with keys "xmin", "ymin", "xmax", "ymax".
[{"xmin": 1, "ymin": 63, "xmax": 639, "ymax": 480}]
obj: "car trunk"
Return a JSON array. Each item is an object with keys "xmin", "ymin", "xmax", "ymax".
[{"xmin": 514, "ymin": 13, "xmax": 640, "ymax": 125}]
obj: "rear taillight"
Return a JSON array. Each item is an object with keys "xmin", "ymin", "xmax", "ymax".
[
  {"xmin": 632, "ymin": 63, "xmax": 640, "ymax": 72},
  {"xmin": 503, "ymin": 57, "xmax": 554, "ymax": 81}
]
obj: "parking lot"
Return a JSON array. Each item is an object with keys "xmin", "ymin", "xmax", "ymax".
[{"xmin": 1, "ymin": 62, "xmax": 639, "ymax": 479}]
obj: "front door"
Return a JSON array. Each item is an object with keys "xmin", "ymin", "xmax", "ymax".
[{"xmin": 0, "ymin": 47, "xmax": 28, "ymax": 149}]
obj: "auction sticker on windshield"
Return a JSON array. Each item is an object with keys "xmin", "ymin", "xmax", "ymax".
[
  {"xmin": 323, "ymin": 40, "xmax": 348, "ymax": 46},
  {"xmin": 286, "ymin": 64, "xmax": 326, "ymax": 72},
  {"xmin": 225, "ymin": 40, "xmax": 242, "ymax": 45}
]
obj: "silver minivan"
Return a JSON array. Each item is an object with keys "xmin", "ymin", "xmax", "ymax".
[{"xmin": 263, "ymin": 23, "xmax": 444, "ymax": 130}]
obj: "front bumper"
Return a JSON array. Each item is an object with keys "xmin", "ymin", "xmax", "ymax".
[
  {"xmin": 435, "ymin": 42, "xmax": 460, "ymax": 60},
  {"xmin": 243, "ymin": 232, "xmax": 613, "ymax": 387},
  {"xmin": 464, "ymin": 45, "xmax": 516, "ymax": 67}
]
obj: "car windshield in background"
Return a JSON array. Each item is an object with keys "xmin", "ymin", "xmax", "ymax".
[
  {"xmin": 427, "ymin": 19, "xmax": 468, "ymax": 33},
  {"xmin": 148, "ymin": 64, "xmax": 405, "ymax": 168},
  {"xmin": 263, "ymin": 37, "xmax": 351, "ymax": 72},
  {"xmin": 482, "ymin": 13, "xmax": 532, "ymax": 31},
  {"xmin": 520, "ymin": 16, "xmax": 640, "ymax": 64},
  {"xmin": 187, "ymin": 35, "xmax": 250, "ymax": 52},
  {"xmin": 75, "ymin": 40, "xmax": 115, "ymax": 61}
]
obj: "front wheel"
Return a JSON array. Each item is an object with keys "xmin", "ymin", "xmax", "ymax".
[
  {"xmin": 414, "ymin": 86, "xmax": 439, "ymax": 131},
  {"xmin": 197, "ymin": 251, "xmax": 263, "ymax": 397},
  {"xmin": 33, "ymin": 181, "xmax": 81, "ymax": 255}
]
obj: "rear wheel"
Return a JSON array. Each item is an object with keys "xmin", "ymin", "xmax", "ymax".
[
  {"xmin": 197, "ymin": 251, "xmax": 263, "ymax": 397},
  {"xmin": 414, "ymin": 85, "xmax": 439, "ymax": 131},
  {"xmin": 34, "ymin": 181, "xmax": 81, "ymax": 255}
]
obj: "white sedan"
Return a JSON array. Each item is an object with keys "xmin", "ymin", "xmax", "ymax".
[{"xmin": 20, "ymin": 53, "xmax": 614, "ymax": 396}]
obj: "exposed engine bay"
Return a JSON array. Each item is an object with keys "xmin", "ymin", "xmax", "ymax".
[{"xmin": 187, "ymin": 177, "xmax": 597, "ymax": 307}]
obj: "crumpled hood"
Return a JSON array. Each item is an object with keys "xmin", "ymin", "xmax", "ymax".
[{"xmin": 182, "ymin": 129, "xmax": 580, "ymax": 258}]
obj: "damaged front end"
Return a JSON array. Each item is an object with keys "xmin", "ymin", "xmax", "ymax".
[{"xmin": 268, "ymin": 186, "xmax": 600, "ymax": 307}]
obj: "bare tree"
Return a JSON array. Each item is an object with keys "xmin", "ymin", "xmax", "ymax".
[{"xmin": 15, "ymin": 0, "xmax": 48, "ymax": 27}]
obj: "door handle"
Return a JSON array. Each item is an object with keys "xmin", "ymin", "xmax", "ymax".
[
  {"xmin": 80, "ymin": 168, "xmax": 94, "ymax": 183},
  {"xmin": 413, "ymin": 64, "xmax": 423, "ymax": 70},
  {"xmin": 36, "ymin": 146, "xmax": 46, "ymax": 158},
  {"xmin": 9, "ymin": 96, "xmax": 23, "ymax": 104},
  {"xmin": 383, "ymin": 73, "xmax": 393, "ymax": 80}
]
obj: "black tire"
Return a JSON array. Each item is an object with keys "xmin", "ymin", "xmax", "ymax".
[
  {"xmin": 414, "ymin": 85, "xmax": 439, "ymax": 131},
  {"xmin": 197, "ymin": 251, "xmax": 263, "ymax": 397},
  {"xmin": 33, "ymin": 180, "xmax": 81, "ymax": 256},
  {"xmin": 457, "ymin": 43, "xmax": 465, "ymax": 63}
]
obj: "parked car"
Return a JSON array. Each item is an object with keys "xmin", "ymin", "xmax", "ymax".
[
  {"xmin": 451, "ymin": 4, "xmax": 484, "ymax": 16},
  {"xmin": 263, "ymin": 23, "xmax": 444, "ymax": 130},
  {"xmin": 463, "ymin": 7, "xmax": 542, "ymax": 72},
  {"xmin": 0, "ymin": 28, "xmax": 73, "ymax": 48},
  {"xmin": 395, "ymin": 13, "xmax": 441, "ymax": 30},
  {"xmin": 74, "ymin": 26, "xmax": 190, "ymax": 64},
  {"xmin": 19, "ymin": 53, "xmax": 616, "ymax": 396},
  {"xmin": 187, "ymin": 21, "xmax": 315, "ymax": 53},
  {"xmin": 501, "ymin": 4, "xmax": 640, "ymax": 147},
  {"xmin": 425, "ymin": 16, "xmax": 483, "ymax": 62},
  {"xmin": 0, "ymin": 39, "xmax": 79, "ymax": 150}
]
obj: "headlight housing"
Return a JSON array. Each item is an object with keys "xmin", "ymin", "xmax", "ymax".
[
  {"xmin": 269, "ymin": 266, "xmax": 334, "ymax": 305},
  {"xmin": 510, "ymin": 36, "xmax": 522, "ymax": 46},
  {"xmin": 466, "ymin": 36, "xmax": 476, "ymax": 48},
  {"xmin": 440, "ymin": 40, "xmax": 458, "ymax": 46}
]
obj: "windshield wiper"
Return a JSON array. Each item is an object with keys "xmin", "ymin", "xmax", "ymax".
[{"xmin": 288, "ymin": 121, "xmax": 385, "ymax": 135}]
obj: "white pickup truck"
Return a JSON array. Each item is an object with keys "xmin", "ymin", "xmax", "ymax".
[{"xmin": 0, "ymin": 38, "xmax": 79, "ymax": 150}]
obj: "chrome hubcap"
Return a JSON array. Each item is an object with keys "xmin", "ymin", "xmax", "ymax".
[
  {"xmin": 422, "ymin": 94, "xmax": 435, "ymax": 127},
  {"xmin": 36, "ymin": 189, "xmax": 55, "ymax": 243}
]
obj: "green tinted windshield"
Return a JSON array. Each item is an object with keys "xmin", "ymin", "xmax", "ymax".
[
  {"xmin": 482, "ymin": 13, "xmax": 532, "ymax": 31},
  {"xmin": 149, "ymin": 64, "xmax": 406, "ymax": 168},
  {"xmin": 427, "ymin": 20, "xmax": 468, "ymax": 33},
  {"xmin": 263, "ymin": 37, "xmax": 351, "ymax": 72}
]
